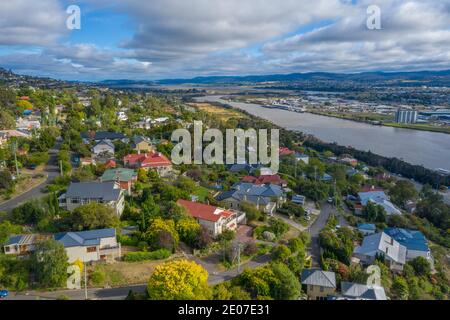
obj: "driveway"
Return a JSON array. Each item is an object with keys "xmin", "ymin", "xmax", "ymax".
[{"xmin": 0, "ymin": 142, "xmax": 60, "ymax": 212}]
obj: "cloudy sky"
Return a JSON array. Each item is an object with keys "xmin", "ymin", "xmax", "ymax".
[{"xmin": 0, "ymin": 0, "xmax": 449, "ymax": 81}]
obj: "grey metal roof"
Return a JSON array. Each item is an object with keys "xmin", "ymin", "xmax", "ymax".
[
  {"xmin": 93, "ymin": 139, "xmax": 115, "ymax": 149},
  {"xmin": 54, "ymin": 228, "xmax": 116, "ymax": 248},
  {"xmin": 301, "ymin": 269, "xmax": 336, "ymax": 288},
  {"xmin": 65, "ymin": 182, "xmax": 122, "ymax": 201},
  {"xmin": 82, "ymin": 131, "xmax": 125, "ymax": 141},
  {"xmin": 354, "ymin": 232, "xmax": 407, "ymax": 264},
  {"xmin": 341, "ymin": 282, "xmax": 387, "ymax": 300}
]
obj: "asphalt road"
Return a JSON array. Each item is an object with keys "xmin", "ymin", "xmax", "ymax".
[
  {"xmin": 0, "ymin": 143, "xmax": 60, "ymax": 212},
  {"xmin": 307, "ymin": 202, "xmax": 349, "ymax": 267},
  {"xmin": 4, "ymin": 284, "xmax": 148, "ymax": 300}
]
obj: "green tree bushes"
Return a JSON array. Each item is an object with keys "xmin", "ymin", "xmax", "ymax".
[
  {"xmin": 71, "ymin": 203, "xmax": 119, "ymax": 230},
  {"xmin": 147, "ymin": 260, "xmax": 211, "ymax": 300},
  {"xmin": 31, "ymin": 239, "xmax": 69, "ymax": 288}
]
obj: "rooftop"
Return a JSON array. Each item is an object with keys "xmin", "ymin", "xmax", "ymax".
[
  {"xmin": 384, "ymin": 228, "xmax": 429, "ymax": 252},
  {"xmin": 64, "ymin": 182, "xmax": 122, "ymax": 201},
  {"xmin": 177, "ymin": 199, "xmax": 234, "ymax": 223},
  {"xmin": 341, "ymin": 282, "xmax": 387, "ymax": 300},
  {"xmin": 301, "ymin": 269, "xmax": 336, "ymax": 288},
  {"xmin": 54, "ymin": 228, "xmax": 116, "ymax": 248}
]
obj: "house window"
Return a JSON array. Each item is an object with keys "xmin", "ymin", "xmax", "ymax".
[
  {"xmin": 320, "ymin": 286, "xmax": 324, "ymax": 293},
  {"xmin": 4, "ymin": 246, "xmax": 10, "ymax": 252},
  {"xmin": 86, "ymin": 246, "xmax": 97, "ymax": 253}
]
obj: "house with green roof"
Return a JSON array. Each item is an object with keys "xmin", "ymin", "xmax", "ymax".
[{"xmin": 100, "ymin": 168, "xmax": 137, "ymax": 194}]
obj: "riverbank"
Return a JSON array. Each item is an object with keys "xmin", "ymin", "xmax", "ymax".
[
  {"xmin": 197, "ymin": 95, "xmax": 450, "ymax": 171},
  {"xmin": 304, "ymin": 110, "xmax": 450, "ymax": 135},
  {"xmin": 195, "ymin": 95, "xmax": 450, "ymax": 186}
]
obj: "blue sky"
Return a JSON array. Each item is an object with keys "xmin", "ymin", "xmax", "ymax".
[{"xmin": 0, "ymin": 0, "xmax": 449, "ymax": 81}]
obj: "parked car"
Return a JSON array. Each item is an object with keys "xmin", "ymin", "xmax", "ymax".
[
  {"xmin": 0, "ymin": 290, "xmax": 9, "ymax": 299},
  {"xmin": 327, "ymin": 197, "xmax": 333, "ymax": 204}
]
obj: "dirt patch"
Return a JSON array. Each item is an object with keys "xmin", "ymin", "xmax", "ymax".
[
  {"xmin": 87, "ymin": 253, "xmax": 184, "ymax": 287},
  {"xmin": 188, "ymin": 102, "xmax": 244, "ymax": 121},
  {"xmin": 236, "ymin": 225, "xmax": 254, "ymax": 244}
]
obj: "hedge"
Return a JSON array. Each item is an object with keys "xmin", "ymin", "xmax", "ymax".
[{"xmin": 122, "ymin": 249, "xmax": 171, "ymax": 262}]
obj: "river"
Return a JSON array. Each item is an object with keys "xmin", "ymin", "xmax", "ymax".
[{"xmin": 196, "ymin": 95, "xmax": 450, "ymax": 171}]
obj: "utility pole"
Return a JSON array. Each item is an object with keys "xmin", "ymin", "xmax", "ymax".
[
  {"xmin": 334, "ymin": 179, "xmax": 337, "ymax": 208},
  {"xmin": 237, "ymin": 243, "xmax": 241, "ymax": 275},
  {"xmin": 295, "ymin": 160, "xmax": 298, "ymax": 179},
  {"xmin": 59, "ymin": 160, "xmax": 63, "ymax": 176},
  {"xmin": 13, "ymin": 140, "xmax": 19, "ymax": 177}
]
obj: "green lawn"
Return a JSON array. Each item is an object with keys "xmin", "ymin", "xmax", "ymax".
[{"xmin": 193, "ymin": 186, "xmax": 210, "ymax": 201}]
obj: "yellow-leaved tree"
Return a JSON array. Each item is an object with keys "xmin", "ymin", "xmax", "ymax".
[{"xmin": 147, "ymin": 260, "xmax": 211, "ymax": 300}]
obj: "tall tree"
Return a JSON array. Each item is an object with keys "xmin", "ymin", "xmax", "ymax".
[
  {"xmin": 31, "ymin": 239, "xmax": 69, "ymax": 288},
  {"xmin": 147, "ymin": 260, "xmax": 211, "ymax": 300}
]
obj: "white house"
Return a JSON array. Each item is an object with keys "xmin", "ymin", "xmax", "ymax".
[
  {"xmin": 384, "ymin": 228, "xmax": 433, "ymax": 266},
  {"xmin": 353, "ymin": 232, "xmax": 406, "ymax": 271},
  {"xmin": 92, "ymin": 139, "xmax": 115, "ymax": 156},
  {"xmin": 3, "ymin": 229, "xmax": 121, "ymax": 263},
  {"xmin": 177, "ymin": 199, "xmax": 246, "ymax": 237},
  {"xmin": 59, "ymin": 182, "xmax": 125, "ymax": 217}
]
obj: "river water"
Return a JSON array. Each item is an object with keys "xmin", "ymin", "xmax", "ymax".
[{"xmin": 196, "ymin": 96, "xmax": 450, "ymax": 171}]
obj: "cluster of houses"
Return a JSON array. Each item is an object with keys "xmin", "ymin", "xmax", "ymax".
[{"xmin": 353, "ymin": 226, "xmax": 433, "ymax": 271}]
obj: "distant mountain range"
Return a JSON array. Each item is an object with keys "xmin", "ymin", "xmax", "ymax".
[{"xmin": 99, "ymin": 69, "xmax": 450, "ymax": 86}]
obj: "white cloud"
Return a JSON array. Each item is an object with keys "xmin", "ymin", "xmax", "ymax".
[
  {"xmin": 0, "ymin": 0, "xmax": 68, "ymax": 46},
  {"xmin": 0, "ymin": 0, "xmax": 449, "ymax": 79}
]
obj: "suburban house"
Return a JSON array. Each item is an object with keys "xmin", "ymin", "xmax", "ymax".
[
  {"xmin": 54, "ymin": 228, "xmax": 121, "ymax": 263},
  {"xmin": 177, "ymin": 199, "xmax": 246, "ymax": 237},
  {"xmin": 292, "ymin": 194, "xmax": 306, "ymax": 206},
  {"xmin": 216, "ymin": 182, "xmax": 285, "ymax": 215},
  {"xmin": 340, "ymin": 282, "xmax": 387, "ymax": 300},
  {"xmin": 321, "ymin": 173, "xmax": 334, "ymax": 182},
  {"xmin": 227, "ymin": 163, "xmax": 261, "ymax": 174},
  {"xmin": 301, "ymin": 269, "xmax": 337, "ymax": 300},
  {"xmin": 4, "ymin": 229, "xmax": 120, "ymax": 263},
  {"xmin": 132, "ymin": 117, "xmax": 152, "ymax": 130},
  {"xmin": 131, "ymin": 136, "xmax": 154, "ymax": 153},
  {"xmin": 241, "ymin": 174, "xmax": 287, "ymax": 187},
  {"xmin": 0, "ymin": 130, "xmax": 31, "ymax": 146},
  {"xmin": 116, "ymin": 111, "xmax": 128, "ymax": 122},
  {"xmin": 100, "ymin": 168, "xmax": 137, "ymax": 194},
  {"xmin": 92, "ymin": 139, "xmax": 115, "ymax": 156},
  {"xmin": 295, "ymin": 153, "xmax": 310, "ymax": 164},
  {"xmin": 123, "ymin": 152, "xmax": 172, "ymax": 175},
  {"xmin": 357, "ymin": 223, "xmax": 377, "ymax": 235},
  {"xmin": 3, "ymin": 234, "xmax": 51, "ymax": 255},
  {"xmin": 58, "ymin": 182, "xmax": 125, "ymax": 217},
  {"xmin": 15, "ymin": 117, "xmax": 41, "ymax": 131},
  {"xmin": 353, "ymin": 232, "xmax": 407, "ymax": 271},
  {"xmin": 104, "ymin": 159, "xmax": 117, "ymax": 169},
  {"xmin": 384, "ymin": 228, "xmax": 433, "ymax": 265},
  {"xmin": 279, "ymin": 147, "xmax": 295, "ymax": 156},
  {"xmin": 81, "ymin": 131, "xmax": 126, "ymax": 143},
  {"xmin": 357, "ymin": 188, "xmax": 401, "ymax": 216},
  {"xmin": 339, "ymin": 157, "xmax": 358, "ymax": 167}
]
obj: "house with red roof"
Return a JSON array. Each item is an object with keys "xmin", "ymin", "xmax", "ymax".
[
  {"xmin": 241, "ymin": 175, "xmax": 287, "ymax": 187},
  {"xmin": 104, "ymin": 159, "xmax": 117, "ymax": 169},
  {"xmin": 123, "ymin": 152, "xmax": 172, "ymax": 175},
  {"xmin": 279, "ymin": 147, "xmax": 295, "ymax": 156},
  {"xmin": 177, "ymin": 199, "xmax": 246, "ymax": 237}
]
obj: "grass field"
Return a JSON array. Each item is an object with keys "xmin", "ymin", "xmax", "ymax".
[{"xmin": 188, "ymin": 102, "xmax": 244, "ymax": 121}]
